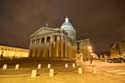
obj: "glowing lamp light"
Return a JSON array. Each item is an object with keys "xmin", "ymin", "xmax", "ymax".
[
  {"xmin": 88, "ymin": 46, "xmax": 92, "ymax": 50},
  {"xmin": 88, "ymin": 46, "xmax": 93, "ymax": 53}
]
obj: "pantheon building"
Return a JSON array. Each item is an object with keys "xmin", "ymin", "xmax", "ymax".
[{"xmin": 29, "ymin": 18, "xmax": 77, "ymax": 60}]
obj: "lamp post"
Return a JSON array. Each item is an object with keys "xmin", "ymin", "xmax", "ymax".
[
  {"xmin": 77, "ymin": 41, "xmax": 80, "ymax": 53},
  {"xmin": 88, "ymin": 46, "xmax": 93, "ymax": 64}
]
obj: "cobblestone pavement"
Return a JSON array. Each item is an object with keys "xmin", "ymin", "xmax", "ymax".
[{"xmin": 0, "ymin": 60, "xmax": 125, "ymax": 83}]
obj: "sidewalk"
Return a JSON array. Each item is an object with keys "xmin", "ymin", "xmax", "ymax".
[
  {"xmin": 0, "ymin": 71, "xmax": 121, "ymax": 83},
  {"xmin": 0, "ymin": 60, "xmax": 124, "ymax": 83}
]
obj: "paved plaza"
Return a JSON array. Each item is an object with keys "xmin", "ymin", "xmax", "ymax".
[{"xmin": 0, "ymin": 60, "xmax": 125, "ymax": 83}]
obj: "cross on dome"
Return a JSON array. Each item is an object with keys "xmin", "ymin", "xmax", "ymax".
[
  {"xmin": 61, "ymin": 17, "xmax": 72, "ymax": 27},
  {"xmin": 65, "ymin": 17, "xmax": 69, "ymax": 23}
]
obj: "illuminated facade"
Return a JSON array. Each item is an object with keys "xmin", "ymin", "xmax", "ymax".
[
  {"xmin": 0, "ymin": 45, "xmax": 29, "ymax": 59},
  {"xmin": 0, "ymin": 18, "xmax": 93, "ymax": 61},
  {"xmin": 29, "ymin": 18, "xmax": 77, "ymax": 59},
  {"xmin": 78, "ymin": 39, "xmax": 92, "ymax": 60},
  {"xmin": 110, "ymin": 40, "xmax": 125, "ymax": 58}
]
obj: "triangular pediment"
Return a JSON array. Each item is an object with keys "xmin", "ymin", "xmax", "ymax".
[{"xmin": 30, "ymin": 27, "xmax": 59, "ymax": 37}]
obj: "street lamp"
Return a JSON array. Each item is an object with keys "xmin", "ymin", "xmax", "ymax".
[
  {"xmin": 88, "ymin": 46, "xmax": 93, "ymax": 53},
  {"xmin": 88, "ymin": 45, "xmax": 93, "ymax": 64}
]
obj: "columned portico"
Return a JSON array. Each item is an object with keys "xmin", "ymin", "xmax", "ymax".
[{"xmin": 29, "ymin": 17, "xmax": 77, "ymax": 60}]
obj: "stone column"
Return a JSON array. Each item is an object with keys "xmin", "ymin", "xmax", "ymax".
[
  {"xmin": 69, "ymin": 43, "xmax": 73, "ymax": 58},
  {"xmin": 41, "ymin": 38, "xmax": 44, "ymax": 57},
  {"xmin": 67, "ymin": 43, "xmax": 69, "ymax": 58},
  {"xmin": 64, "ymin": 38, "xmax": 67, "ymax": 58},
  {"xmin": 60, "ymin": 36, "xmax": 64, "ymax": 58},
  {"xmin": 39, "ymin": 38, "xmax": 43, "ymax": 57},
  {"xmin": 39, "ymin": 38, "xmax": 42, "ymax": 57},
  {"xmin": 68, "ymin": 43, "xmax": 71, "ymax": 58},
  {"xmin": 69, "ymin": 45, "xmax": 72, "ymax": 58},
  {"xmin": 71, "ymin": 47, "xmax": 74, "ymax": 58},
  {"xmin": 37, "ymin": 38, "xmax": 40, "ymax": 57},
  {"xmin": 40, "ymin": 39, "xmax": 43, "ymax": 57},
  {"xmin": 56, "ymin": 36, "xmax": 60, "ymax": 58},
  {"xmin": 46, "ymin": 37, "xmax": 50, "ymax": 58},
  {"xmin": 67, "ymin": 41, "xmax": 70, "ymax": 58},
  {"xmin": 34, "ymin": 39, "xmax": 37, "ymax": 57},
  {"xmin": 51, "ymin": 36, "xmax": 56, "ymax": 58},
  {"xmin": 42, "ymin": 38, "xmax": 45, "ymax": 58},
  {"xmin": 29, "ymin": 39, "xmax": 33, "ymax": 57},
  {"xmin": 32, "ymin": 39, "xmax": 35, "ymax": 57},
  {"xmin": 43, "ymin": 37, "xmax": 47, "ymax": 57},
  {"xmin": 49, "ymin": 36, "xmax": 53, "ymax": 58}
]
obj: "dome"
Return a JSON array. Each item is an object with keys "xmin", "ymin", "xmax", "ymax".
[
  {"xmin": 62, "ymin": 17, "xmax": 72, "ymax": 26},
  {"xmin": 61, "ymin": 17, "xmax": 76, "ymax": 41},
  {"xmin": 61, "ymin": 17, "xmax": 74, "ymax": 30}
]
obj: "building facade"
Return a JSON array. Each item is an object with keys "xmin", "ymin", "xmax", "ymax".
[
  {"xmin": 0, "ymin": 45, "xmax": 29, "ymax": 59},
  {"xmin": 78, "ymin": 39, "xmax": 92, "ymax": 60},
  {"xmin": 110, "ymin": 40, "xmax": 125, "ymax": 58},
  {"xmin": 29, "ymin": 18, "xmax": 77, "ymax": 60}
]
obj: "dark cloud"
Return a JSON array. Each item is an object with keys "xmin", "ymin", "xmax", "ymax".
[{"xmin": 0, "ymin": 0, "xmax": 125, "ymax": 52}]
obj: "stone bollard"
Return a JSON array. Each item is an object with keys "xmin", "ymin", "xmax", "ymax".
[
  {"xmin": 15, "ymin": 64, "xmax": 19, "ymax": 70},
  {"xmin": 3, "ymin": 64, "xmax": 7, "ymax": 70},
  {"xmin": 72, "ymin": 63, "xmax": 75, "ymax": 68},
  {"xmin": 65, "ymin": 64, "xmax": 68, "ymax": 68},
  {"xmin": 38, "ymin": 64, "xmax": 41, "ymax": 69},
  {"xmin": 92, "ymin": 61, "xmax": 95, "ymax": 65},
  {"xmin": 78, "ymin": 67, "xmax": 83, "ymax": 74},
  {"xmin": 49, "ymin": 69, "xmax": 54, "ymax": 77},
  {"xmin": 48, "ymin": 64, "xmax": 51, "ymax": 69},
  {"xmin": 93, "ymin": 65, "xmax": 96, "ymax": 74},
  {"xmin": 31, "ymin": 70, "xmax": 37, "ymax": 78}
]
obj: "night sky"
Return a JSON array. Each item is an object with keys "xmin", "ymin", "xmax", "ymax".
[{"xmin": 0, "ymin": 0, "xmax": 125, "ymax": 52}]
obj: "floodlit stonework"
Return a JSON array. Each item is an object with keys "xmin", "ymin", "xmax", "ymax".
[
  {"xmin": 0, "ymin": 45, "xmax": 29, "ymax": 59},
  {"xmin": 29, "ymin": 18, "xmax": 77, "ymax": 60},
  {"xmin": 29, "ymin": 17, "xmax": 93, "ymax": 62},
  {"xmin": 0, "ymin": 18, "xmax": 92, "ymax": 61},
  {"xmin": 110, "ymin": 40, "xmax": 125, "ymax": 59}
]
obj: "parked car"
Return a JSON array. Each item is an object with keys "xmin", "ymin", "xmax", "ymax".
[{"xmin": 107, "ymin": 58, "xmax": 123, "ymax": 63}]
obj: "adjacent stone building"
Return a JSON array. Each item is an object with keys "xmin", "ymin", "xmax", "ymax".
[
  {"xmin": 110, "ymin": 40, "xmax": 125, "ymax": 58},
  {"xmin": 78, "ymin": 39, "xmax": 92, "ymax": 60},
  {"xmin": 0, "ymin": 45, "xmax": 29, "ymax": 59}
]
